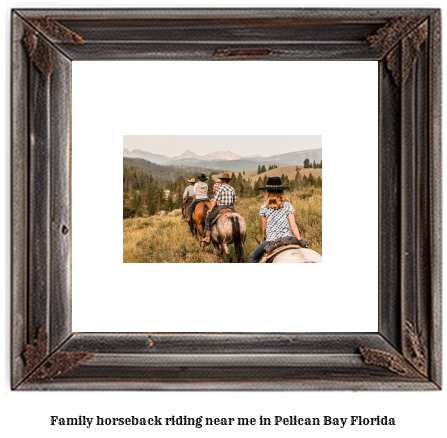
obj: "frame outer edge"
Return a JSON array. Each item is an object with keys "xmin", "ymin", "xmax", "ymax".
[
  {"xmin": 428, "ymin": 10, "xmax": 442, "ymax": 388},
  {"xmin": 49, "ymin": 49, "xmax": 72, "ymax": 350},
  {"xmin": 11, "ymin": 12, "xmax": 29, "ymax": 388},
  {"xmin": 10, "ymin": 7, "xmax": 441, "ymax": 391},
  {"xmin": 12, "ymin": 7, "xmax": 438, "ymax": 20}
]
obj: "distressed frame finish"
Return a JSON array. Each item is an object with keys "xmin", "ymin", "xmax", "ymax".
[{"xmin": 11, "ymin": 8, "xmax": 441, "ymax": 390}]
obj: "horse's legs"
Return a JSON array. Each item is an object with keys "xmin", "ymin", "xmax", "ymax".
[
  {"xmin": 189, "ymin": 221, "xmax": 196, "ymax": 237},
  {"xmin": 195, "ymin": 221, "xmax": 205, "ymax": 247},
  {"xmin": 196, "ymin": 222, "xmax": 204, "ymax": 240},
  {"xmin": 221, "ymin": 243, "xmax": 232, "ymax": 263},
  {"xmin": 213, "ymin": 241, "xmax": 222, "ymax": 261}
]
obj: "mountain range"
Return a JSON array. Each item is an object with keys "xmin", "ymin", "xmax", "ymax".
[{"xmin": 123, "ymin": 148, "xmax": 322, "ymax": 171}]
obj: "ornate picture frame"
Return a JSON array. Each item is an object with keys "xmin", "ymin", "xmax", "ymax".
[{"xmin": 11, "ymin": 8, "xmax": 441, "ymax": 390}]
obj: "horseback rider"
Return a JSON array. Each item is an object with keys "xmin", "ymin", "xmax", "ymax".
[
  {"xmin": 182, "ymin": 177, "xmax": 196, "ymax": 220},
  {"xmin": 202, "ymin": 172, "xmax": 236, "ymax": 243},
  {"xmin": 183, "ymin": 177, "xmax": 196, "ymax": 202},
  {"xmin": 213, "ymin": 178, "xmax": 222, "ymax": 195},
  {"xmin": 249, "ymin": 176, "xmax": 302, "ymax": 263},
  {"xmin": 185, "ymin": 174, "xmax": 210, "ymax": 222}
]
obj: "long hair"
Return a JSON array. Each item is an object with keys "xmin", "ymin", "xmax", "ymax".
[{"xmin": 264, "ymin": 190, "xmax": 289, "ymax": 210}]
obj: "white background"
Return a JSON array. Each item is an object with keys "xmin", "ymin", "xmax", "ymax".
[
  {"xmin": 72, "ymin": 61, "xmax": 378, "ymax": 332},
  {"xmin": 2, "ymin": 1, "xmax": 445, "ymax": 438}
]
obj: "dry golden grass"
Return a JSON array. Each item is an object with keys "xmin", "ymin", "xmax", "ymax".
[
  {"xmin": 123, "ymin": 187, "xmax": 322, "ymax": 263},
  {"xmin": 213, "ymin": 165, "xmax": 322, "ymax": 185},
  {"xmin": 123, "ymin": 215, "xmax": 222, "ymax": 263},
  {"xmin": 239, "ymin": 188, "xmax": 322, "ymax": 257}
]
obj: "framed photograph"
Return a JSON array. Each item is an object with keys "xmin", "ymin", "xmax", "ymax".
[
  {"xmin": 11, "ymin": 8, "xmax": 441, "ymax": 390},
  {"xmin": 120, "ymin": 134, "xmax": 324, "ymax": 264}
]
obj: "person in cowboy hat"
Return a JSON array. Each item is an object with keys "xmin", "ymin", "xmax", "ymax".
[
  {"xmin": 249, "ymin": 176, "xmax": 302, "ymax": 263},
  {"xmin": 182, "ymin": 177, "xmax": 196, "ymax": 203},
  {"xmin": 202, "ymin": 172, "xmax": 236, "ymax": 243},
  {"xmin": 185, "ymin": 174, "xmax": 210, "ymax": 222},
  {"xmin": 213, "ymin": 178, "xmax": 222, "ymax": 195}
]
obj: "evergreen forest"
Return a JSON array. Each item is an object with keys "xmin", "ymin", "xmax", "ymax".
[{"xmin": 123, "ymin": 159, "xmax": 322, "ymax": 219}]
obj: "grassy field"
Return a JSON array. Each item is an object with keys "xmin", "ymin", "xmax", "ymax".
[{"xmin": 123, "ymin": 187, "xmax": 322, "ymax": 263}]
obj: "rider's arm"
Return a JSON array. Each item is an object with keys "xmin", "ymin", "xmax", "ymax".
[
  {"xmin": 262, "ymin": 217, "xmax": 267, "ymax": 241},
  {"xmin": 182, "ymin": 187, "xmax": 189, "ymax": 200},
  {"xmin": 288, "ymin": 214, "xmax": 301, "ymax": 240}
]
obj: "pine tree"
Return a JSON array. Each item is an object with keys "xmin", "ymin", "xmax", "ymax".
[
  {"xmin": 207, "ymin": 173, "xmax": 215, "ymax": 196},
  {"xmin": 147, "ymin": 200, "xmax": 157, "ymax": 216},
  {"xmin": 237, "ymin": 173, "xmax": 244, "ymax": 197},
  {"xmin": 257, "ymin": 165, "xmax": 261, "ymax": 175},
  {"xmin": 228, "ymin": 172, "xmax": 237, "ymax": 189},
  {"xmin": 294, "ymin": 166, "xmax": 303, "ymax": 191},
  {"xmin": 261, "ymin": 165, "xmax": 266, "ymax": 173},
  {"xmin": 303, "ymin": 158, "xmax": 310, "ymax": 169},
  {"xmin": 262, "ymin": 174, "xmax": 268, "ymax": 187},
  {"xmin": 165, "ymin": 195, "xmax": 174, "ymax": 212}
]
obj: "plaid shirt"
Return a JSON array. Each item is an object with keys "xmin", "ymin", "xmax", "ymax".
[
  {"xmin": 213, "ymin": 182, "xmax": 222, "ymax": 193},
  {"xmin": 213, "ymin": 184, "xmax": 236, "ymax": 206}
]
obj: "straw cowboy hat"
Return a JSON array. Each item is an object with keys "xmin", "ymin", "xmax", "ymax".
[
  {"xmin": 197, "ymin": 174, "xmax": 208, "ymax": 182},
  {"xmin": 259, "ymin": 176, "xmax": 290, "ymax": 191},
  {"xmin": 187, "ymin": 177, "xmax": 196, "ymax": 183},
  {"xmin": 220, "ymin": 172, "xmax": 232, "ymax": 180}
]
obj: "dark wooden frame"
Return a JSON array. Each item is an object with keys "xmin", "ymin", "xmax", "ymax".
[{"xmin": 11, "ymin": 8, "xmax": 441, "ymax": 390}]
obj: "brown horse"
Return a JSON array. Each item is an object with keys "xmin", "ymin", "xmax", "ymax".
[
  {"xmin": 182, "ymin": 198, "xmax": 196, "ymax": 237},
  {"xmin": 190, "ymin": 201, "xmax": 212, "ymax": 246},
  {"xmin": 209, "ymin": 212, "xmax": 246, "ymax": 263}
]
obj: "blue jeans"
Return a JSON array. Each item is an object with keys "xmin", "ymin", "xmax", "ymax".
[
  {"xmin": 249, "ymin": 240, "xmax": 269, "ymax": 263},
  {"xmin": 187, "ymin": 198, "xmax": 210, "ymax": 216}
]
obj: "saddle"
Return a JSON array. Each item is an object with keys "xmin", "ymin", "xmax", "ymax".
[
  {"xmin": 217, "ymin": 209, "xmax": 234, "ymax": 215},
  {"xmin": 263, "ymin": 237, "xmax": 308, "ymax": 253},
  {"xmin": 259, "ymin": 244, "xmax": 304, "ymax": 263},
  {"xmin": 184, "ymin": 198, "xmax": 209, "ymax": 217},
  {"xmin": 259, "ymin": 238, "xmax": 309, "ymax": 263}
]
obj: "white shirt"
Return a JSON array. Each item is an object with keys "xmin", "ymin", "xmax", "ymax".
[
  {"xmin": 183, "ymin": 185, "xmax": 195, "ymax": 200},
  {"xmin": 194, "ymin": 181, "xmax": 209, "ymax": 199}
]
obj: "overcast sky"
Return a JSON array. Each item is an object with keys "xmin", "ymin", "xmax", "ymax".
[{"xmin": 123, "ymin": 135, "xmax": 321, "ymax": 158}]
